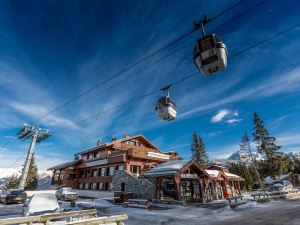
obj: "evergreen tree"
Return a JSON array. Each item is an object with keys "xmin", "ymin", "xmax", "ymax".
[
  {"xmin": 24, "ymin": 154, "xmax": 38, "ymax": 190},
  {"xmin": 252, "ymin": 113, "xmax": 286, "ymax": 179},
  {"xmin": 253, "ymin": 113, "xmax": 281, "ymax": 160},
  {"xmin": 229, "ymin": 163, "xmax": 254, "ymax": 191},
  {"xmin": 6, "ymin": 173, "xmax": 20, "ymax": 189},
  {"xmin": 191, "ymin": 132, "xmax": 209, "ymax": 167}
]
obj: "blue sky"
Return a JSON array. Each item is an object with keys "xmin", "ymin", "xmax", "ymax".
[{"xmin": 0, "ymin": 0, "xmax": 300, "ymax": 170}]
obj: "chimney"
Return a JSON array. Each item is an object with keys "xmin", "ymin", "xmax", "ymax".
[
  {"xmin": 111, "ymin": 137, "xmax": 117, "ymax": 142},
  {"xmin": 97, "ymin": 138, "xmax": 103, "ymax": 146},
  {"xmin": 124, "ymin": 133, "xmax": 130, "ymax": 138}
]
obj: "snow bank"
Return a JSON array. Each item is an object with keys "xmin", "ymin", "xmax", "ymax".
[{"xmin": 25, "ymin": 193, "xmax": 59, "ymax": 216}]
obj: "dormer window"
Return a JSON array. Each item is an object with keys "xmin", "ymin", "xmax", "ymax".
[{"xmin": 126, "ymin": 140, "xmax": 137, "ymax": 146}]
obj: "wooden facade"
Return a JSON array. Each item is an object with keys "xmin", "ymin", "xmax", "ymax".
[
  {"xmin": 144, "ymin": 161, "xmax": 245, "ymax": 202},
  {"xmin": 206, "ymin": 165, "xmax": 244, "ymax": 199},
  {"xmin": 48, "ymin": 135, "xmax": 179, "ymax": 190},
  {"xmin": 144, "ymin": 160, "xmax": 211, "ymax": 202}
]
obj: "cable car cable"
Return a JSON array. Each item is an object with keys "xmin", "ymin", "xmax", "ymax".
[
  {"xmin": 28, "ymin": 0, "xmax": 246, "ymax": 125},
  {"xmin": 53, "ymin": 21, "xmax": 300, "ymax": 134},
  {"xmin": 42, "ymin": 0, "xmax": 268, "ymax": 125}
]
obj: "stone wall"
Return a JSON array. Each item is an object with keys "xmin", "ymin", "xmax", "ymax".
[{"xmin": 112, "ymin": 170, "xmax": 155, "ymax": 199}]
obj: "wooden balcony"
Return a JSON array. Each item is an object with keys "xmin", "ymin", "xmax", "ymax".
[{"xmin": 127, "ymin": 147, "xmax": 172, "ymax": 162}]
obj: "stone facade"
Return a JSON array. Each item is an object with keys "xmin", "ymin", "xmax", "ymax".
[{"xmin": 112, "ymin": 170, "xmax": 155, "ymax": 199}]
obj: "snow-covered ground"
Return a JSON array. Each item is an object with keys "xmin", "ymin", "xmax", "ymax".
[{"xmin": 1, "ymin": 194, "xmax": 300, "ymax": 224}]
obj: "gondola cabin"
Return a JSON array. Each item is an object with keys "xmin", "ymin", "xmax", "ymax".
[
  {"xmin": 155, "ymin": 96, "xmax": 177, "ymax": 121},
  {"xmin": 194, "ymin": 34, "xmax": 227, "ymax": 76}
]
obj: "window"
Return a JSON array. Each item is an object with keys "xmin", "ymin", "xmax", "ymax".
[
  {"xmin": 98, "ymin": 168, "xmax": 105, "ymax": 176},
  {"xmin": 109, "ymin": 166, "xmax": 114, "ymax": 176},
  {"xmin": 79, "ymin": 183, "xmax": 83, "ymax": 189},
  {"xmin": 86, "ymin": 154, "xmax": 90, "ymax": 160},
  {"xmin": 104, "ymin": 183, "xmax": 112, "ymax": 191},
  {"xmin": 91, "ymin": 169, "xmax": 97, "ymax": 177},
  {"xmin": 84, "ymin": 183, "xmax": 89, "ymax": 190},
  {"xmin": 121, "ymin": 182, "xmax": 125, "ymax": 192},
  {"xmin": 67, "ymin": 174, "xmax": 76, "ymax": 180},
  {"xmin": 126, "ymin": 140, "xmax": 137, "ymax": 146},
  {"xmin": 97, "ymin": 183, "xmax": 103, "ymax": 191},
  {"xmin": 93, "ymin": 152, "xmax": 97, "ymax": 158},
  {"xmin": 119, "ymin": 165, "xmax": 124, "ymax": 170},
  {"xmin": 91, "ymin": 183, "xmax": 97, "ymax": 190},
  {"xmin": 79, "ymin": 171, "xmax": 85, "ymax": 178},
  {"xmin": 106, "ymin": 167, "xmax": 110, "ymax": 176},
  {"xmin": 130, "ymin": 165, "xmax": 141, "ymax": 174},
  {"xmin": 85, "ymin": 170, "xmax": 91, "ymax": 178}
]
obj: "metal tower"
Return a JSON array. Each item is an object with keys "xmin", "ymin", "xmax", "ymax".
[{"xmin": 17, "ymin": 124, "xmax": 51, "ymax": 190}]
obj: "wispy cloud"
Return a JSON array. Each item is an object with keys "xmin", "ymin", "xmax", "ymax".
[
  {"xmin": 211, "ymin": 109, "xmax": 230, "ymax": 123},
  {"xmin": 210, "ymin": 109, "xmax": 242, "ymax": 125}
]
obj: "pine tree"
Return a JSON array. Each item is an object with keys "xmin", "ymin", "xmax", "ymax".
[
  {"xmin": 191, "ymin": 132, "xmax": 209, "ymax": 167},
  {"xmin": 229, "ymin": 163, "xmax": 254, "ymax": 191},
  {"xmin": 253, "ymin": 113, "xmax": 281, "ymax": 160},
  {"xmin": 6, "ymin": 174, "xmax": 20, "ymax": 189},
  {"xmin": 24, "ymin": 154, "xmax": 38, "ymax": 190},
  {"xmin": 252, "ymin": 113, "xmax": 285, "ymax": 179}
]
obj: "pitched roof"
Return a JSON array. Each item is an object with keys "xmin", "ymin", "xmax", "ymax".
[
  {"xmin": 145, "ymin": 160, "xmax": 190, "ymax": 176},
  {"xmin": 48, "ymin": 160, "xmax": 81, "ymax": 170},
  {"xmin": 74, "ymin": 134, "xmax": 159, "ymax": 156},
  {"xmin": 205, "ymin": 169, "xmax": 221, "ymax": 179},
  {"xmin": 144, "ymin": 160, "xmax": 209, "ymax": 178},
  {"xmin": 224, "ymin": 172, "xmax": 245, "ymax": 181}
]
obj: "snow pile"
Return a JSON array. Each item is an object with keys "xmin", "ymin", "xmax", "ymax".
[{"xmin": 25, "ymin": 193, "xmax": 59, "ymax": 216}]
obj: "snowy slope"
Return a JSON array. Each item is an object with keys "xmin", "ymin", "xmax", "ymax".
[
  {"xmin": 0, "ymin": 167, "xmax": 52, "ymax": 190},
  {"xmin": 211, "ymin": 151, "xmax": 264, "ymax": 167}
]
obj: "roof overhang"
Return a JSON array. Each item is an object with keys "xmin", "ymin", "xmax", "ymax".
[{"xmin": 47, "ymin": 160, "xmax": 82, "ymax": 170}]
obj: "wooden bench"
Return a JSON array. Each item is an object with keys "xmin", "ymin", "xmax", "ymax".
[
  {"xmin": 123, "ymin": 199, "xmax": 151, "ymax": 210},
  {"xmin": 227, "ymin": 195, "xmax": 247, "ymax": 209}
]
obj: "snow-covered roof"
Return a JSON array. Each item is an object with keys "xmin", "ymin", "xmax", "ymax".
[
  {"xmin": 144, "ymin": 160, "xmax": 190, "ymax": 176},
  {"xmin": 205, "ymin": 170, "xmax": 221, "ymax": 178},
  {"xmin": 224, "ymin": 172, "xmax": 244, "ymax": 181}
]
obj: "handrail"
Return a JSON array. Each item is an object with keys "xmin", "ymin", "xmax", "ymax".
[
  {"xmin": 0, "ymin": 209, "xmax": 97, "ymax": 225},
  {"xmin": 66, "ymin": 214, "xmax": 128, "ymax": 225}
]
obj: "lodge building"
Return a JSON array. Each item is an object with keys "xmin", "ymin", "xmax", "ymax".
[
  {"xmin": 48, "ymin": 134, "xmax": 244, "ymax": 201},
  {"xmin": 48, "ymin": 134, "xmax": 179, "ymax": 191}
]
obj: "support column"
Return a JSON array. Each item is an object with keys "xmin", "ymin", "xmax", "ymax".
[
  {"xmin": 237, "ymin": 181, "xmax": 241, "ymax": 195},
  {"xmin": 156, "ymin": 178, "xmax": 160, "ymax": 200},
  {"xmin": 231, "ymin": 181, "xmax": 234, "ymax": 196},
  {"xmin": 174, "ymin": 176, "xmax": 181, "ymax": 201},
  {"xmin": 19, "ymin": 134, "xmax": 37, "ymax": 189}
]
